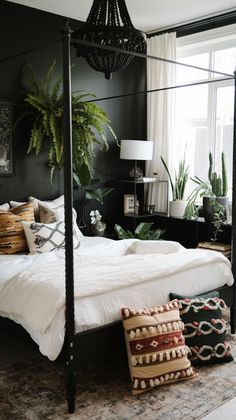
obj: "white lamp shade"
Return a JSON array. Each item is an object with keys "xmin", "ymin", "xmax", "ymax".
[{"xmin": 120, "ymin": 140, "xmax": 153, "ymax": 160}]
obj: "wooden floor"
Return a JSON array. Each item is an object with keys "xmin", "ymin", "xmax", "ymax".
[{"xmin": 202, "ymin": 397, "xmax": 236, "ymax": 419}]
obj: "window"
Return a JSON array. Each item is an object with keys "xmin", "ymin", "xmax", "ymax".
[{"xmin": 175, "ymin": 29, "xmax": 236, "ymax": 199}]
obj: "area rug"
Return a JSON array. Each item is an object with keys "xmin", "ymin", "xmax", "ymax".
[{"xmin": 0, "ymin": 323, "xmax": 236, "ymax": 420}]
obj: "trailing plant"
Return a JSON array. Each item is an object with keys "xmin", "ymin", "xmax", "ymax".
[
  {"xmin": 114, "ymin": 222, "xmax": 165, "ymax": 240},
  {"xmin": 15, "ymin": 62, "xmax": 116, "ymax": 180},
  {"xmin": 161, "ymin": 153, "xmax": 189, "ymax": 201},
  {"xmin": 208, "ymin": 151, "xmax": 228, "ymax": 197},
  {"xmin": 211, "ymin": 201, "xmax": 225, "ymax": 242}
]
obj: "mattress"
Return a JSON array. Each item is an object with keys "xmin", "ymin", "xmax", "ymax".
[{"xmin": 0, "ymin": 237, "xmax": 233, "ymax": 361}]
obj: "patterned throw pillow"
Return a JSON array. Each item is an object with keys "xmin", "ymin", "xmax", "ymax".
[
  {"xmin": 121, "ymin": 301, "xmax": 196, "ymax": 395},
  {"xmin": 169, "ymin": 292, "xmax": 233, "ymax": 366},
  {"xmin": 28, "ymin": 195, "xmax": 64, "ymax": 221},
  {"xmin": 0, "ymin": 203, "xmax": 35, "ymax": 254},
  {"xmin": 39, "ymin": 203, "xmax": 83, "ymax": 237},
  {"xmin": 22, "ymin": 220, "xmax": 80, "ymax": 254}
]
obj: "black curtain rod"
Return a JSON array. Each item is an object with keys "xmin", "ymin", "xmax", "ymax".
[
  {"xmin": 148, "ymin": 9, "xmax": 236, "ymax": 38},
  {"xmin": 72, "ymin": 38, "xmax": 234, "ymax": 78},
  {"xmin": 0, "ymin": 40, "xmax": 60, "ymax": 64},
  {"xmin": 72, "ymin": 76, "xmax": 233, "ymax": 104}
]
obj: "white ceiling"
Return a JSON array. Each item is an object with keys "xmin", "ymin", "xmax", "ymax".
[{"xmin": 6, "ymin": 0, "xmax": 236, "ymax": 33}]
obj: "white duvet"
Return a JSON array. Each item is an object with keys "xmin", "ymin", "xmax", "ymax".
[{"xmin": 0, "ymin": 237, "xmax": 233, "ymax": 360}]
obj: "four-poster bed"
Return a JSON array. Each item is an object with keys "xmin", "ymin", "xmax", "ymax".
[
  {"xmin": 61, "ymin": 21, "xmax": 236, "ymax": 412},
  {"xmin": 0, "ymin": 17, "xmax": 235, "ymax": 415}
]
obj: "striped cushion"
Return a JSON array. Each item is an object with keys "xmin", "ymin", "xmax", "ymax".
[
  {"xmin": 0, "ymin": 203, "xmax": 35, "ymax": 254},
  {"xmin": 121, "ymin": 301, "xmax": 196, "ymax": 395}
]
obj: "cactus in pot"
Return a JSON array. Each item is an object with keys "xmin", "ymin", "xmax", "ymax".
[{"xmin": 208, "ymin": 152, "xmax": 228, "ymax": 197}]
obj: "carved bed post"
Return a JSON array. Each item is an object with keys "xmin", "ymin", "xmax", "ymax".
[
  {"xmin": 62, "ymin": 19, "xmax": 77, "ymax": 413},
  {"xmin": 230, "ymin": 69, "xmax": 236, "ymax": 334}
]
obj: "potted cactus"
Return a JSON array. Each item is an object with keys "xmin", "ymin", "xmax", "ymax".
[{"xmin": 203, "ymin": 152, "xmax": 228, "ymax": 221}]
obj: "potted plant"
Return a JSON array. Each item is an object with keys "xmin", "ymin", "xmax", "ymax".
[
  {"xmin": 114, "ymin": 222, "xmax": 165, "ymax": 240},
  {"xmin": 205, "ymin": 151, "xmax": 228, "ymax": 219},
  {"xmin": 161, "ymin": 153, "xmax": 189, "ymax": 218},
  {"xmin": 15, "ymin": 62, "xmax": 117, "ymax": 181}
]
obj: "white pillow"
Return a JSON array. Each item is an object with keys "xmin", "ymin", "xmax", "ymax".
[
  {"xmin": 10, "ymin": 200, "xmax": 26, "ymax": 208},
  {"xmin": 22, "ymin": 220, "xmax": 80, "ymax": 254},
  {"xmin": 0, "ymin": 203, "xmax": 10, "ymax": 211},
  {"xmin": 39, "ymin": 203, "xmax": 83, "ymax": 238},
  {"xmin": 28, "ymin": 195, "xmax": 64, "ymax": 221}
]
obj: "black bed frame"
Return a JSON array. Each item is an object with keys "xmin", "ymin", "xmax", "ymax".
[{"xmin": 1, "ymin": 19, "xmax": 236, "ymax": 414}]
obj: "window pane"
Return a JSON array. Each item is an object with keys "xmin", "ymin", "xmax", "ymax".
[
  {"xmin": 176, "ymin": 53, "xmax": 210, "ymax": 85},
  {"xmin": 214, "ymin": 47, "xmax": 236, "ymax": 76},
  {"xmin": 175, "ymin": 84, "xmax": 209, "ymax": 197},
  {"xmin": 215, "ymin": 85, "xmax": 234, "ymax": 198}
]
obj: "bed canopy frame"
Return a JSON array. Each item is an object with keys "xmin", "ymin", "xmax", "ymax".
[
  {"xmin": 1, "ymin": 17, "xmax": 235, "ymax": 414},
  {"xmin": 61, "ymin": 20, "xmax": 236, "ymax": 412}
]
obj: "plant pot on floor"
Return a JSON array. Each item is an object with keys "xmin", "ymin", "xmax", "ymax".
[{"xmin": 169, "ymin": 200, "xmax": 187, "ymax": 218}]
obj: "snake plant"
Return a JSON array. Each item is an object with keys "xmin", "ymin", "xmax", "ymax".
[{"xmin": 161, "ymin": 153, "xmax": 189, "ymax": 201}]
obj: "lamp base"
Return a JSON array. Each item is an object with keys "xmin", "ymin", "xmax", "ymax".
[{"xmin": 129, "ymin": 166, "xmax": 143, "ymax": 179}]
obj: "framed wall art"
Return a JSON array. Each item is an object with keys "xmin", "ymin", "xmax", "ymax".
[
  {"xmin": 0, "ymin": 101, "xmax": 13, "ymax": 175},
  {"xmin": 124, "ymin": 194, "xmax": 137, "ymax": 214}
]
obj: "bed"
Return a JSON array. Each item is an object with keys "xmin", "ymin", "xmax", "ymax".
[{"xmin": 0, "ymin": 236, "xmax": 233, "ymax": 361}]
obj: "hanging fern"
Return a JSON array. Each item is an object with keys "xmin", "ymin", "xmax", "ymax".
[{"xmin": 16, "ymin": 61, "xmax": 116, "ymax": 178}]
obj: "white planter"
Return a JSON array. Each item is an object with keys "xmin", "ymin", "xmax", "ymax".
[{"xmin": 169, "ymin": 200, "xmax": 187, "ymax": 218}]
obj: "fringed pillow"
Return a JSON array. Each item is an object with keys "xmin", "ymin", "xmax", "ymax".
[
  {"xmin": 121, "ymin": 300, "xmax": 196, "ymax": 395},
  {"xmin": 169, "ymin": 292, "xmax": 233, "ymax": 366}
]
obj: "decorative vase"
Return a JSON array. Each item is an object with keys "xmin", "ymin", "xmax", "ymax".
[
  {"xmin": 92, "ymin": 220, "xmax": 106, "ymax": 236},
  {"xmin": 169, "ymin": 200, "xmax": 187, "ymax": 218}
]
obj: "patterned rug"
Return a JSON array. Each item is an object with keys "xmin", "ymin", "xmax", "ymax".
[{"xmin": 1, "ymin": 324, "xmax": 236, "ymax": 420}]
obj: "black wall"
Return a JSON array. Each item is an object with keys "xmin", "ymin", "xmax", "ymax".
[{"xmin": 0, "ymin": 1, "xmax": 146, "ymax": 226}]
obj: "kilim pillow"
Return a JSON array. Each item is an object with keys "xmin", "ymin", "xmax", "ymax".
[
  {"xmin": 169, "ymin": 292, "xmax": 233, "ymax": 366},
  {"xmin": 22, "ymin": 220, "xmax": 80, "ymax": 254},
  {"xmin": 121, "ymin": 300, "xmax": 196, "ymax": 395},
  {"xmin": 0, "ymin": 203, "xmax": 35, "ymax": 254}
]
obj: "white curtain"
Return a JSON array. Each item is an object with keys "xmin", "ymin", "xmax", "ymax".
[{"xmin": 146, "ymin": 33, "xmax": 176, "ymax": 213}]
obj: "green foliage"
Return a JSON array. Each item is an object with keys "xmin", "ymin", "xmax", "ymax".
[
  {"xmin": 161, "ymin": 153, "xmax": 189, "ymax": 201},
  {"xmin": 73, "ymin": 163, "xmax": 113, "ymax": 205},
  {"xmin": 208, "ymin": 152, "xmax": 228, "ymax": 197},
  {"xmin": 114, "ymin": 222, "xmax": 166, "ymax": 240},
  {"xmin": 16, "ymin": 62, "xmax": 116, "ymax": 178},
  {"xmin": 184, "ymin": 177, "xmax": 213, "ymax": 220}
]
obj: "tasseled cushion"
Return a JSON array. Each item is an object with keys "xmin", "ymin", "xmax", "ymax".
[{"xmin": 121, "ymin": 300, "xmax": 196, "ymax": 395}]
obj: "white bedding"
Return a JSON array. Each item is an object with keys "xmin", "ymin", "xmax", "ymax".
[{"xmin": 0, "ymin": 237, "xmax": 233, "ymax": 360}]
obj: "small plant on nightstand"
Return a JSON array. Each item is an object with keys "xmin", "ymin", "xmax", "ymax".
[{"xmin": 114, "ymin": 222, "xmax": 165, "ymax": 240}]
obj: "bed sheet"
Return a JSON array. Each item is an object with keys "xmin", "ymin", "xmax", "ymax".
[{"xmin": 0, "ymin": 237, "xmax": 233, "ymax": 360}]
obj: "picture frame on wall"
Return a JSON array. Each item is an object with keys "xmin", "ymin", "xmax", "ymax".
[
  {"xmin": 124, "ymin": 194, "xmax": 137, "ymax": 214},
  {"xmin": 0, "ymin": 101, "xmax": 13, "ymax": 176}
]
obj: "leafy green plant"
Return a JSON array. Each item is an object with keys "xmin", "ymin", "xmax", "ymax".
[
  {"xmin": 15, "ymin": 62, "xmax": 116, "ymax": 179},
  {"xmin": 211, "ymin": 201, "xmax": 225, "ymax": 242},
  {"xmin": 208, "ymin": 152, "xmax": 228, "ymax": 197},
  {"xmin": 184, "ymin": 177, "xmax": 213, "ymax": 219},
  {"xmin": 161, "ymin": 153, "xmax": 189, "ymax": 200},
  {"xmin": 114, "ymin": 222, "xmax": 165, "ymax": 240},
  {"xmin": 73, "ymin": 163, "xmax": 113, "ymax": 205}
]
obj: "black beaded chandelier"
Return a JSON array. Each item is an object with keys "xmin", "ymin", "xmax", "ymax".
[{"xmin": 72, "ymin": 0, "xmax": 146, "ymax": 79}]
